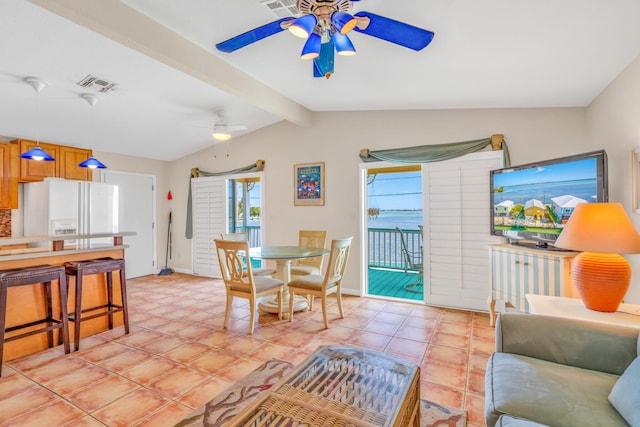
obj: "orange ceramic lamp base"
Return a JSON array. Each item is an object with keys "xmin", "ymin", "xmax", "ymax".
[{"xmin": 572, "ymin": 251, "xmax": 631, "ymax": 312}]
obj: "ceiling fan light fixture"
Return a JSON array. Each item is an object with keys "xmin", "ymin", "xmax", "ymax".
[
  {"xmin": 300, "ymin": 33, "xmax": 322, "ymax": 59},
  {"xmin": 78, "ymin": 157, "xmax": 107, "ymax": 169},
  {"xmin": 213, "ymin": 124, "xmax": 232, "ymax": 141},
  {"xmin": 333, "ymin": 32, "xmax": 356, "ymax": 56},
  {"xmin": 332, "ymin": 11, "xmax": 357, "ymax": 35},
  {"xmin": 288, "ymin": 14, "xmax": 317, "ymax": 38}
]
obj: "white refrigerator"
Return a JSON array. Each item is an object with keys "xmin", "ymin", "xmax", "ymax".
[{"xmin": 24, "ymin": 178, "xmax": 119, "ymax": 248}]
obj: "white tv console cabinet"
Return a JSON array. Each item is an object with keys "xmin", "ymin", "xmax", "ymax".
[{"xmin": 488, "ymin": 243, "xmax": 580, "ymax": 326}]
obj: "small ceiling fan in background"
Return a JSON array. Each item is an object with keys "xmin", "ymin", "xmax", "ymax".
[
  {"xmin": 216, "ymin": 0, "xmax": 435, "ymax": 78},
  {"xmin": 211, "ymin": 110, "xmax": 247, "ymax": 141},
  {"xmin": 190, "ymin": 110, "xmax": 248, "ymax": 158}
]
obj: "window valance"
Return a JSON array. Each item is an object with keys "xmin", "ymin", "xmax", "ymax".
[
  {"xmin": 185, "ymin": 160, "xmax": 265, "ymax": 239},
  {"xmin": 359, "ymin": 134, "xmax": 510, "ymax": 167}
]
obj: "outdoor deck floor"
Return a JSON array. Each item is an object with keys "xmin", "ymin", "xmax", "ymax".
[{"xmin": 367, "ymin": 267, "xmax": 423, "ymax": 301}]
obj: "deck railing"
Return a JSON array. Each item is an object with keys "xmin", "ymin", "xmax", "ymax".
[
  {"xmin": 234, "ymin": 225, "xmax": 261, "ymax": 247},
  {"xmin": 368, "ymin": 227, "xmax": 423, "ymax": 270},
  {"xmin": 236, "ymin": 226, "xmax": 422, "ymax": 271}
]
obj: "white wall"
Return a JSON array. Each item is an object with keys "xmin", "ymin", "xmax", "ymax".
[
  {"xmin": 587, "ymin": 54, "xmax": 640, "ymax": 303},
  {"xmin": 167, "ymin": 107, "xmax": 589, "ymax": 293}
]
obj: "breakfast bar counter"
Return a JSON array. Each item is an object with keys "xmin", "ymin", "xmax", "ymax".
[{"xmin": 0, "ymin": 232, "xmax": 135, "ymax": 360}]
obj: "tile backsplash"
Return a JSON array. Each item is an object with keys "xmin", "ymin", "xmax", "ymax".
[{"xmin": 0, "ymin": 209, "xmax": 11, "ymax": 237}]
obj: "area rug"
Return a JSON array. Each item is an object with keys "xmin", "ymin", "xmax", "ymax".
[{"xmin": 176, "ymin": 358, "xmax": 466, "ymax": 427}]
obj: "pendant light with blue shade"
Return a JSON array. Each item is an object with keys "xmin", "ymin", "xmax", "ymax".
[
  {"xmin": 20, "ymin": 77, "xmax": 55, "ymax": 161},
  {"xmin": 78, "ymin": 93, "xmax": 106, "ymax": 169}
]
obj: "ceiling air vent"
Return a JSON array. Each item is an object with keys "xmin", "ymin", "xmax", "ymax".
[
  {"xmin": 77, "ymin": 75, "xmax": 118, "ymax": 93},
  {"xmin": 259, "ymin": 0, "xmax": 300, "ymax": 18}
]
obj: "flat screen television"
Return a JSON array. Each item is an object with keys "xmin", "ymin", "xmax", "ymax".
[{"xmin": 490, "ymin": 150, "xmax": 608, "ymax": 248}]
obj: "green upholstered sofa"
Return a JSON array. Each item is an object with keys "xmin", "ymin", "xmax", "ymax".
[{"xmin": 485, "ymin": 313, "xmax": 639, "ymax": 427}]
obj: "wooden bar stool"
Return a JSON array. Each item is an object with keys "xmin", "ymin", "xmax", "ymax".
[
  {"xmin": 64, "ymin": 258, "xmax": 129, "ymax": 351},
  {"xmin": 0, "ymin": 264, "xmax": 71, "ymax": 376}
]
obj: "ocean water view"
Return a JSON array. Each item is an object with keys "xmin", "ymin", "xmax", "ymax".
[
  {"xmin": 368, "ymin": 210, "xmax": 423, "ymax": 230},
  {"xmin": 244, "ymin": 210, "xmax": 423, "ymax": 230}
]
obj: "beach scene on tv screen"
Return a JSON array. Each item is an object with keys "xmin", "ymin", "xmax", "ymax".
[{"xmin": 493, "ymin": 157, "xmax": 598, "ymax": 236}]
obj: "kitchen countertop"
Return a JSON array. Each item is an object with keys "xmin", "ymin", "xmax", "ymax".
[
  {"xmin": 0, "ymin": 232, "xmax": 136, "ymax": 260},
  {"xmin": 0, "ymin": 231, "xmax": 136, "ymax": 245}
]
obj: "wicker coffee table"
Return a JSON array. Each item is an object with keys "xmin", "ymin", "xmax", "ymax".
[{"xmin": 228, "ymin": 345, "xmax": 421, "ymax": 426}]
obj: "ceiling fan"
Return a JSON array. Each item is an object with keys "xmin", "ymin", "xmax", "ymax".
[
  {"xmin": 211, "ymin": 110, "xmax": 247, "ymax": 141},
  {"xmin": 216, "ymin": 0, "xmax": 434, "ymax": 78}
]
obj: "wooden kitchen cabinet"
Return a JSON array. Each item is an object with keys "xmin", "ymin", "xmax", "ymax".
[
  {"xmin": 0, "ymin": 141, "xmax": 19, "ymax": 209},
  {"xmin": 16, "ymin": 139, "xmax": 59, "ymax": 182},
  {"xmin": 15, "ymin": 139, "xmax": 92, "ymax": 182},
  {"xmin": 59, "ymin": 146, "xmax": 93, "ymax": 181}
]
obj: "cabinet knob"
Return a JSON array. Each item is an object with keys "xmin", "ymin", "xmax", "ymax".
[{"xmin": 515, "ymin": 261, "xmax": 529, "ymax": 266}]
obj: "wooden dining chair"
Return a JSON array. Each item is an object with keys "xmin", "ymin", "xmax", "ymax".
[
  {"xmin": 214, "ymin": 239, "xmax": 284, "ymax": 335},
  {"xmin": 219, "ymin": 232, "xmax": 276, "ymax": 277},
  {"xmin": 220, "ymin": 232, "xmax": 248, "ymax": 241},
  {"xmin": 290, "ymin": 230, "xmax": 327, "ymax": 277},
  {"xmin": 290, "ymin": 230, "xmax": 328, "ymax": 309},
  {"xmin": 288, "ymin": 237, "xmax": 353, "ymax": 329}
]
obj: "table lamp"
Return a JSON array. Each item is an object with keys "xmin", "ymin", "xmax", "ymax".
[{"xmin": 554, "ymin": 202, "xmax": 640, "ymax": 312}]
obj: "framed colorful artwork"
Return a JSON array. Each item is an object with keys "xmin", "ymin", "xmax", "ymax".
[{"xmin": 294, "ymin": 162, "xmax": 324, "ymax": 206}]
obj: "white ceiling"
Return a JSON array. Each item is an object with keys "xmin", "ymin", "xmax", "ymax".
[{"xmin": 1, "ymin": 0, "xmax": 640, "ymax": 161}]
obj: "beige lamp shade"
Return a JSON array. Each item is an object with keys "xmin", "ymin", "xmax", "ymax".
[
  {"xmin": 554, "ymin": 202, "xmax": 640, "ymax": 312},
  {"xmin": 554, "ymin": 203, "xmax": 640, "ymax": 254}
]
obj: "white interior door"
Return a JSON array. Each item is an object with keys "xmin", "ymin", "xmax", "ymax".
[{"xmin": 102, "ymin": 171, "xmax": 156, "ymax": 278}]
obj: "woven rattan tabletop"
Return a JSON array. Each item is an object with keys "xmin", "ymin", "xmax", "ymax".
[{"xmin": 229, "ymin": 345, "xmax": 421, "ymax": 426}]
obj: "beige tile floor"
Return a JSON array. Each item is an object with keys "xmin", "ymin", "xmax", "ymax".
[{"xmin": 0, "ymin": 273, "xmax": 495, "ymax": 426}]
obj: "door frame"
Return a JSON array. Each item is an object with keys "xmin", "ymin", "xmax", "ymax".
[
  {"xmin": 359, "ymin": 161, "xmax": 425, "ymax": 302},
  {"xmin": 100, "ymin": 170, "xmax": 157, "ymax": 277}
]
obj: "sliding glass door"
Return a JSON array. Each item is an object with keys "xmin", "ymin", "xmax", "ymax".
[{"xmin": 360, "ymin": 151, "xmax": 503, "ymax": 310}]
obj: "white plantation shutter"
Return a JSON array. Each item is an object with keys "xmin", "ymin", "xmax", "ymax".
[
  {"xmin": 191, "ymin": 178, "xmax": 226, "ymax": 277},
  {"xmin": 423, "ymin": 151, "xmax": 503, "ymax": 310}
]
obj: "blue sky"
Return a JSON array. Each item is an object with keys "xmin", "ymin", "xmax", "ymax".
[
  {"xmin": 368, "ymin": 171, "xmax": 422, "ymax": 210},
  {"xmin": 244, "ymin": 174, "xmax": 424, "ymax": 211},
  {"xmin": 246, "ymin": 182, "xmax": 262, "ymax": 207},
  {"xmin": 493, "ymin": 157, "xmax": 597, "ymax": 187}
]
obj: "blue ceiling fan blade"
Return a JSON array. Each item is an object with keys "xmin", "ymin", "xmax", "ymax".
[
  {"xmin": 216, "ymin": 18, "xmax": 293, "ymax": 53},
  {"xmin": 353, "ymin": 11, "xmax": 434, "ymax": 51},
  {"xmin": 313, "ymin": 40, "xmax": 335, "ymax": 78}
]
